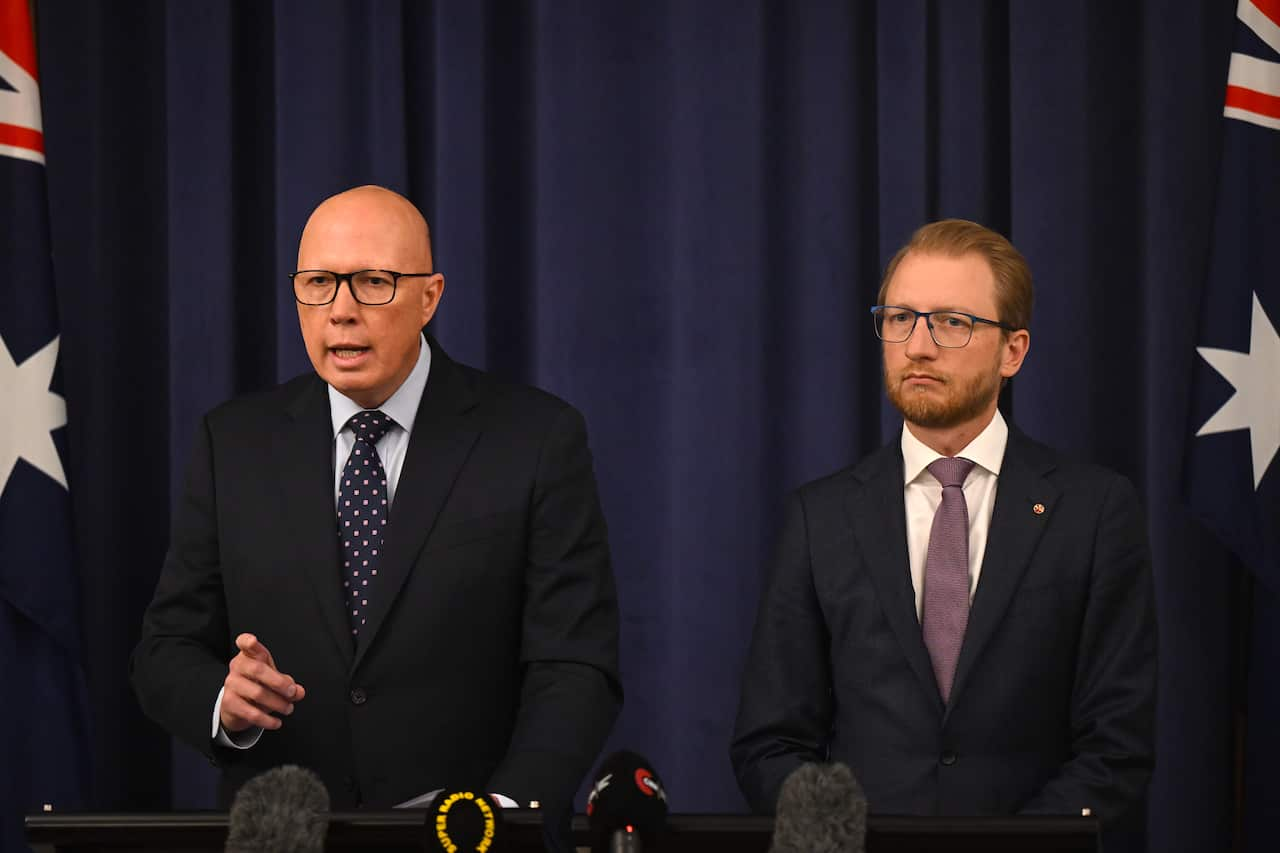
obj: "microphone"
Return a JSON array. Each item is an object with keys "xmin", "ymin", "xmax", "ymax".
[
  {"xmin": 586, "ymin": 750, "xmax": 668, "ymax": 852},
  {"xmin": 225, "ymin": 764, "xmax": 329, "ymax": 853},
  {"xmin": 769, "ymin": 762, "xmax": 867, "ymax": 853},
  {"xmin": 422, "ymin": 789, "xmax": 504, "ymax": 852}
]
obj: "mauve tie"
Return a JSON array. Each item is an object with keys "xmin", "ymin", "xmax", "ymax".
[{"xmin": 921, "ymin": 456, "xmax": 977, "ymax": 703}]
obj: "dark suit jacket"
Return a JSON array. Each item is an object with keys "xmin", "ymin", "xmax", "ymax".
[
  {"xmin": 731, "ymin": 428, "xmax": 1156, "ymax": 820},
  {"xmin": 131, "ymin": 336, "xmax": 621, "ymax": 810}
]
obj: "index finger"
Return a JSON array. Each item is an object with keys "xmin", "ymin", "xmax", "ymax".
[{"xmin": 235, "ymin": 633, "xmax": 276, "ymax": 668}]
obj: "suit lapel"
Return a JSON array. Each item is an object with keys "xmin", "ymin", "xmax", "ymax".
[
  {"xmin": 844, "ymin": 443, "xmax": 944, "ymax": 710},
  {"xmin": 353, "ymin": 340, "xmax": 481, "ymax": 668},
  {"xmin": 274, "ymin": 377, "xmax": 354, "ymax": 666},
  {"xmin": 946, "ymin": 429, "xmax": 1059, "ymax": 714}
]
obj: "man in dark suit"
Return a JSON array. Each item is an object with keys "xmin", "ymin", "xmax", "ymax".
[
  {"xmin": 731, "ymin": 220, "xmax": 1156, "ymax": 822},
  {"xmin": 132, "ymin": 186, "xmax": 620, "ymax": 812}
]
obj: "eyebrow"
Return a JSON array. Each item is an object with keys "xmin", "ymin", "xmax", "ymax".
[{"xmin": 889, "ymin": 304, "xmax": 978, "ymax": 314}]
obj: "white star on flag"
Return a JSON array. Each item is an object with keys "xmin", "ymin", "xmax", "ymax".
[
  {"xmin": 0, "ymin": 333, "xmax": 68, "ymax": 494},
  {"xmin": 1196, "ymin": 292, "xmax": 1280, "ymax": 489}
]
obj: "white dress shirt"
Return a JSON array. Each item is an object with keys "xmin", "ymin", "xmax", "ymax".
[
  {"xmin": 900, "ymin": 409, "xmax": 1010, "ymax": 621},
  {"xmin": 211, "ymin": 335, "xmax": 432, "ymax": 748}
]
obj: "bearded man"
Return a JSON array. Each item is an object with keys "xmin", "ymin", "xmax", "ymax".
[{"xmin": 731, "ymin": 220, "xmax": 1156, "ymax": 826}]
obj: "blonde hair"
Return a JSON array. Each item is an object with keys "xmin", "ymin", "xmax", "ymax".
[{"xmin": 878, "ymin": 219, "xmax": 1033, "ymax": 332}]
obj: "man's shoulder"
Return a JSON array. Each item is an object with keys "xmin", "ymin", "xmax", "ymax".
[
  {"xmin": 443, "ymin": 357, "xmax": 586, "ymax": 436},
  {"xmin": 791, "ymin": 441, "xmax": 901, "ymax": 507},
  {"xmin": 195, "ymin": 356, "xmax": 584, "ymax": 436},
  {"xmin": 786, "ymin": 428, "xmax": 1141, "ymax": 505},
  {"xmin": 202, "ymin": 372, "xmax": 321, "ymax": 428},
  {"xmin": 454, "ymin": 360, "xmax": 576, "ymax": 415},
  {"xmin": 1005, "ymin": 427, "xmax": 1136, "ymax": 494}
]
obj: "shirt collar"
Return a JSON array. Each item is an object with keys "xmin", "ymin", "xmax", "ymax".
[
  {"xmin": 328, "ymin": 332, "xmax": 432, "ymax": 438},
  {"xmin": 900, "ymin": 407, "xmax": 1009, "ymax": 485}
]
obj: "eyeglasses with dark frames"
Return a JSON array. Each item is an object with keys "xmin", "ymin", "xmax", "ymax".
[
  {"xmin": 870, "ymin": 304, "xmax": 1017, "ymax": 348},
  {"xmin": 289, "ymin": 269, "xmax": 436, "ymax": 306}
]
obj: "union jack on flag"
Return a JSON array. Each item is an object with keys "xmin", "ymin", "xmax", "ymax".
[
  {"xmin": 0, "ymin": 0, "xmax": 44, "ymax": 164},
  {"xmin": 1224, "ymin": 0, "xmax": 1280, "ymax": 130},
  {"xmin": 1185, "ymin": 0, "xmax": 1280, "ymax": 587}
]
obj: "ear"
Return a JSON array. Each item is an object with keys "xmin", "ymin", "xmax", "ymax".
[
  {"xmin": 999, "ymin": 329, "xmax": 1030, "ymax": 379},
  {"xmin": 420, "ymin": 274, "xmax": 445, "ymax": 326}
]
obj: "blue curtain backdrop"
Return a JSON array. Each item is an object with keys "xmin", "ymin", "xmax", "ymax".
[{"xmin": 25, "ymin": 1, "xmax": 1254, "ymax": 850}]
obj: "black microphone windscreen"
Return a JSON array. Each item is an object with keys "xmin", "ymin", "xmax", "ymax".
[
  {"xmin": 586, "ymin": 750, "xmax": 668, "ymax": 848},
  {"xmin": 423, "ymin": 789, "xmax": 503, "ymax": 852},
  {"xmin": 770, "ymin": 762, "xmax": 868, "ymax": 853},
  {"xmin": 225, "ymin": 764, "xmax": 329, "ymax": 853}
]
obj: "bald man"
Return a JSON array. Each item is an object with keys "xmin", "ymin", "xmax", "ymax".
[{"xmin": 132, "ymin": 186, "xmax": 620, "ymax": 812}]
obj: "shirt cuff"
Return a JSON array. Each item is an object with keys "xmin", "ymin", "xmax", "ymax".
[{"xmin": 211, "ymin": 686, "xmax": 264, "ymax": 750}]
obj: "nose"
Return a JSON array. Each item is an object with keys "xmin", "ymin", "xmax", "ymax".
[
  {"xmin": 903, "ymin": 315, "xmax": 939, "ymax": 359},
  {"xmin": 329, "ymin": 276, "xmax": 361, "ymax": 323}
]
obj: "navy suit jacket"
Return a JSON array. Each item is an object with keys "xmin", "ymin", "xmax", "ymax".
[
  {"xmin": 132, "ymin": 336, "xmax": 621, "ymax": 810},
  {"xmin": 731, "ymin": 427, "xmax": 1156, "ymax": 820}
]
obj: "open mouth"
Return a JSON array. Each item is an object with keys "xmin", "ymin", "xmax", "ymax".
[{"xmin": 330, "ymin": 346, "xmax": 371, "ymax": 362}]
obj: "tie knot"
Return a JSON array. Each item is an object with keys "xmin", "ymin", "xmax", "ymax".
[
  {"xmin": 928, "ymin": 456, "xmax": 976, "ymax": 489},
  {"xmin": 347, "ymin": 410, "xmax": 394, "ymax": 445}
]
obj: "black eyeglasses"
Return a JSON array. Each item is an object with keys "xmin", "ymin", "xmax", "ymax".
[
  {"xmin": 289, "ymin": 269, "xmax": 435, "ymax": 306},
  {"xmin": 870, "ymin": 305, "xmax": 1017, "ymax": 348}
]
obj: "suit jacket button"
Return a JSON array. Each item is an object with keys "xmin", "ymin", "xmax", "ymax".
[
  {"xmin": 940, "ymin": 750, "xmax": 958, "ymax": 766},
  {"xmin": 350, "ymin": 688, "xmax": 367, "ymax": 705}
]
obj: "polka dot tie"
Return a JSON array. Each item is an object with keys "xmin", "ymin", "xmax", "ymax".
[
  {"xmin": 337, "ymin": 410, "xmax": 394, "ymax": 639},
  {"xmin": 921, "ymin": 456, "xmax": 977, "ymax": 703}
]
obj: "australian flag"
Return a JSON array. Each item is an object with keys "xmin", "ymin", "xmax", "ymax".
[
  {"xmin": 0, "ymin": 0, "xmax": 90, "ymax": 846},
  {"xmin": 1187, "ymin": 0, "xmax": 1280, "ymax": 589},
  {"xmin": 1184, "ymin": 1, "xmax": 1280, "ymax": 847}
]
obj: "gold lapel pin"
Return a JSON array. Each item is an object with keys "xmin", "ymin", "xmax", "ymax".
[{"xmin": 1032, "ymin": 503, "xmax": 1046, "ymax": 515}]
